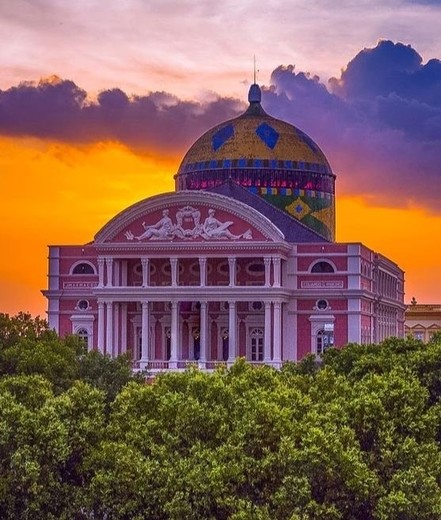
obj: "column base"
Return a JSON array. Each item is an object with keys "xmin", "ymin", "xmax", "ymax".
[{"xmin": 138, "ymin": 359, "xmax": 149, "ymax": 369}]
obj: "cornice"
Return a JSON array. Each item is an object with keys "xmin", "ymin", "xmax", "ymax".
[{"xmin": 94, "ymin": 191, "xmax": 286, "ymax": 244}]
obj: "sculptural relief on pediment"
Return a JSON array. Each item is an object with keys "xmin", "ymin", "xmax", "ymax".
[{"xmin": 124, "ymin": 206, "xmax": 253, "ymax": 242}]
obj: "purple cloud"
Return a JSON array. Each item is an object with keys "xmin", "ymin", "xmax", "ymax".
[
  {"xmin": 0, "ymin": 40, "xmax": 440, "ymax": 212},
  {"xmin": 265, "ymin": 41, "xmax": 441, "ymax": 212},
  {"xmin": 0, "ymin": 76, "xmax": 243, "ymax": 155}
]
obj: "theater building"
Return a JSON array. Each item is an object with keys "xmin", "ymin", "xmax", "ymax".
[{"xmin": 43, "ymin": 83, "xmax": 405, "ymax": 371}]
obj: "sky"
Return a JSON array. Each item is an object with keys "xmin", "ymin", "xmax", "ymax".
[{"xmin": 1, "ymin": 0, "xmax": 440, "ymax": 317}]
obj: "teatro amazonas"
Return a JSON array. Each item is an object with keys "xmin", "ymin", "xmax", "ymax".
[{"xmin": 43, "ymin": 83, "xmax": 405, "ymax": 371}]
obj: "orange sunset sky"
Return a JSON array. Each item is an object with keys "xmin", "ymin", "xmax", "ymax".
[{"xmin": 1, "ymin": 1, "xmax": 440, "ymax": 317}]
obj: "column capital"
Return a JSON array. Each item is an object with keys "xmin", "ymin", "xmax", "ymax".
[
  {"xmin": 141, "ymin": 257, "xmax": 149, "ymax": 265},
  {"xmin": 264, "ymin": 256, "xmax": 272, "ymax": 265},
  {"xmin": 97, "ymin": 257, "xmax": 106, "ymax": 266}
]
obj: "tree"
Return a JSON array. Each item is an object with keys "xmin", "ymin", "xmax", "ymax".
[{"xmin": 0, "ymin": 312, "xmax": 53, "ymax": 349}]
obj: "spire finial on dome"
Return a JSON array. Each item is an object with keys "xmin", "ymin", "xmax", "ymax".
[{"xmin": 248, "ymin": 56, "xmax": 261, "ymax": 104}]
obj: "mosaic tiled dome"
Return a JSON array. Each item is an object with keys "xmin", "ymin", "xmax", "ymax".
[{"xmin": 175, "ymin": 84, "xmax": 336, "ymax": 241}]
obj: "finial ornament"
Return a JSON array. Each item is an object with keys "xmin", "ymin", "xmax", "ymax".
[{"xmin": 248, "ymin": 56, "xmax": 261, "ymax": 104}]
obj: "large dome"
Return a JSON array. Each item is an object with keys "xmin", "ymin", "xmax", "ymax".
[{"xmin": 175, "ymin": 84, "xmax": 336, "ymax": 241}]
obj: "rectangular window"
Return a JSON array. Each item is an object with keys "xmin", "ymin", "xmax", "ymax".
[{"xmin": 251, "ymin": 337, "xmax": 264, "ymax": 361}]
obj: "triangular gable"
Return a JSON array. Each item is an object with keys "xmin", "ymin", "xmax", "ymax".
[{"xmin": 95, "ymin": 191, "xmax": 285, "ymax": 244}]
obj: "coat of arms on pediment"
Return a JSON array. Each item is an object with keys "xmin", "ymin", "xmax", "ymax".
[{"xmin": 124, "ymin": 206, "xmax": 252, "ymax": 242}]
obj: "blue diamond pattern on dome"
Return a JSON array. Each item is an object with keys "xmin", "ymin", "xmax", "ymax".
[
  {"xmin": 256, "ymin": 122, "xmax": 279, "ymax": 149},
  {"xmin": 212, "ymin": 124, "xmax": 234, "ymax": 151}
]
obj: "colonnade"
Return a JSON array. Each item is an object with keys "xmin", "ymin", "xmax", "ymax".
[
  {"xmin": 96, "ymin": 298, "xmax": 284, "ymax": 369},
  {"xmin": 96, "ymin": 254, "xmax": 282, "ymax": 288}
]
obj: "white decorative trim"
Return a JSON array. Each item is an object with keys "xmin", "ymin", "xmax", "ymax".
[
  {"xmin": 94, "ymin": 191, "xmax": 285, "ymax": 243},
  {"xmin": 69, "ymin": 260, "xmax": 97, "ymax": 276},
  {"xmin": 308, "ymin": 258, "xmax": 338, "ymax": 273}
]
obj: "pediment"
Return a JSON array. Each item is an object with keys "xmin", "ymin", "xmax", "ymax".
[{"xmin": 95, "ymin": 191, "xmax": 285, "ymax": 244}]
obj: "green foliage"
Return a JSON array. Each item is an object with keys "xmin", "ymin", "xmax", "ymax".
[
  {"xmin": 0, "ymin": 312, "xmax": 53, "ymax": 349},
  {"xmin": 1, "ymin": 314, "xmax": 441, "ymax": 518},
  {"xmin": 78, "ymin": 350, "xmax": 144, "ymax": 403}
]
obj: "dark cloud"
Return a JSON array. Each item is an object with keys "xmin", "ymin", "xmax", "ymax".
[
  {"xmin": 0, "ymin": 76, "xmax": 243, "ymax": 155},
  {"xmin": 1, "ymin": 40, "xmax": 440, "ymax": 212},
  {"xmin": 264, "ymin": 41, "xmax": 441, "ymax": 212}
]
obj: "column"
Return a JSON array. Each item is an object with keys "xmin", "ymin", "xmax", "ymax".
[
  {"xmin": 106, "ymin": 257, "xmax": 114, "ymax": 288},
  {"xmin": 170, "ymin": 257, "xmax": 178, "ymax": 287},
  {"xmin": 114, "ymin": 303, "xmax": 120, "ymax": 356},
  {"xmin": 264, "ymin": 301, "xmax": 272, "ymax": 362},
  {"xmin": 98, "ymin": 257, "xmax": 105, "ymax": 288},
  {"xmin": 106, "ymin": 301, "xmax": 113, "ymax": 356},
  {"xmin": 121, "ymin": 303, "xmax": 128, "ymax": 354},
  {"xmin": 199, "ymin": 301, "xmax": 208, "ymax": 367},
  {"xmin": 264, "ymin": 256, "xmax": 271, "ymax": 287},
  {"xmin": 170, "ymin": 301, "xmax": 179, "ymax": 368},
  {"xmin": 114, "ymin": 261, "xmax": 120, "ymax": 287},
  {"xmin": 199, "ymin": 257, "xmax": 207, "ymax": 287},
  {"xmin": 141, "ymin": 257, "xmax": 150, "ymax": 288},
  {"xmin": 272, "ymin": 257, "xmax": 281, "ymax": 287},
  {"xmin": 140, "ymin": 300, "xmax": 150, "ymax": 365},
  {"xmin": 228, "ymin": 301, "xmax": 237, "ymax": 362},
  {"xmin": 273, "ymin": 301, "xmax": 282, "ymax": 365},
  {"xmin": 97, "ymin": 300, "xmax": 105, "ymax": 353},
  {"xmin": 228, "ymin": 257, "xmax": 236, "ymax": 287}
]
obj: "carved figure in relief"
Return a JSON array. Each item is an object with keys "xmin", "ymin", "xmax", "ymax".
[
  {"xmin": 124, "ymin": 207, "xmax": 252, "ymax": 241},
  {"xmin": 202, "ymin": 208, "xmax": 252, "ymax": 240},
  {"xmin": 127, "ymin": 209, "xmax": 175, "ymax": 241}
]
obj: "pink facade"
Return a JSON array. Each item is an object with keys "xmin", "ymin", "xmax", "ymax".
[
  {"xmin": 43, "ymin": 83, "xmax": 406, "ymax": 371},
  {"xmin": 43, "ymin": 192, "xmax": 405, "ymax": 372}
]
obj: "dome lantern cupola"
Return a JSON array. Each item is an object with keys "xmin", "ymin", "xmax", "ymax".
[
  {"xmin": 248, "ymin": 83, "xmax": 261, "ymax": 104},
  {"xmin": 175, "ymin": 83, "xmax": 336, "ymax": 241}
]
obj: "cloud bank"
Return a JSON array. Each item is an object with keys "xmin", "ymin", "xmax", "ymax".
[
  {"xmin": 1, "ymin": 40, "xmax": 440, "ymax": 212},
  {"xmin": 265, "ymin": 40, "xmax": 441, "ymax": 211}
]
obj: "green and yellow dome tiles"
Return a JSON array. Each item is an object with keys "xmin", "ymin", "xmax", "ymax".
[{"xmin": 176, "ymin": 84, "xmax": 336, "ymax": 241}]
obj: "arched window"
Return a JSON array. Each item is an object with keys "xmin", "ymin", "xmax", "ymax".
[
  {"xmin": 250, "ymin": 328, "xmax": 264, "ymax": 361},
  {"xmin": 311, "ymin": 261, "xmax": 335, "ymax": 273},
  {"xmin": 76, "ymin": 328, "xmax": 89, "ymax": 346},
  {"xmin": 72, "ymin": 262, "xmax": 95, "ymax": 275}
]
